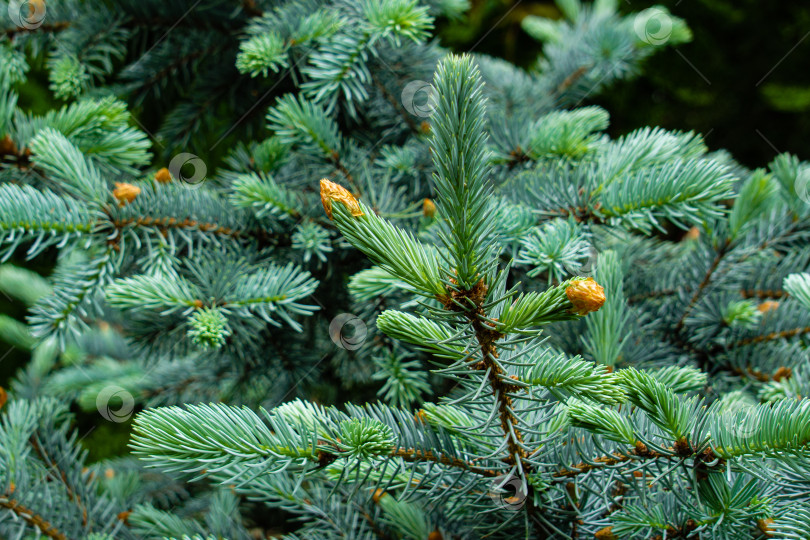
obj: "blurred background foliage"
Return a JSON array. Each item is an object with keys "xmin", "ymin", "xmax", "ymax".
[
  {"xmin": 1, "ymin": 0, "xmax": 808, "ymax": 454},
  {"xmin": 439, "ymin": 0, "xmax": 810, "ymax": 168}
]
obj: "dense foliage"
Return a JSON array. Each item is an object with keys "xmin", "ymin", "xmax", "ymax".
[{"xmin": 1, "ymin": 1, "xmax": 810, "ymax": 539}]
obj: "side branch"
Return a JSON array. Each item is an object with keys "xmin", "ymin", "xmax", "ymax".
[
  {"xmin": 112, "ymin": 216, "xmax": 241, "ymax": 238},
  {"xmin": 627, "ymin": 289, "xmax": 677, "ymax": 304},
  {"xmin": 728, "ymin": 326, "xmax": 810, "ymax": 349},
  {"xmin": 328, "ymin": 152, "xmax": 360, "ymax": 197},
  {"xmin": 554, "ymin": 443, "xmax": 667, "ymax": 478},
  {"xmin": 141, "ymin": 45, "xmax": 222, "ymax": 88},
  {"xmin": 371, "ymin": 72, "xmax": 421, "ymax": 134},
  {"xmin": 29, "ymin": 436, "xmax": 88, "ymax": 527},
  {"xmin": 728, "ymin": 365, "xmax": 792, "ymax": 383},
  {"xmin": 0, "ymin": 496, "xmax": 67, "ymax": 540},
  {"xmin": 3, "ymin": 21, "xmax": 70, "ymax": 39},
  {"xmin": 740, "ymin": 289, "xmax": 787, "ymax": 300},
  {"xmin": 675, "ymin": 241, "xmax": 729, "ymax": 332},
  {"xmin": 392, "ymin": 448, "xmax": 499, "ymax": 477},
  {"xmin": 540, "ymin": 205, "xmax": 604, "ymax": 225}
]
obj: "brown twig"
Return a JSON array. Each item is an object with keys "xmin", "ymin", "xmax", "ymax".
[
  {"xmin": 728, "ymin": 365, "xmax": 792, "ymax": 383},
  {"xmin": 675, "ymin": 241, "xmax": 729, "ymax": 333},
  {"xmin": 727, "ymin": 326, "xmax": 810, "ymax": 349},
  {"xmin": 540, "ymin": 205, "xmax": 604, "ymax": 225},
  {"xmin": 553, "ymin": 442, "xmax": 666, "ymax": 479},
  {"xmin": 3, "ymin": 21, "xmax": 70, "ymax": 39},
  {"xmin": 371, "ymin": 72, "xmax": 420, "ymax": 134},
  {"xmin": 554, "ymin": 66, "xmax": 590, "ymax": 96},
  {"xmin": 437, "ymin": 279, "xmax": 549, "ymax": 537},
  {"xmin": 112, "ymin": 216, "xmax": 241, "ymax": 238},
  {"xmin": 440, "ymin": 279, "xmax": 526, "ymax": 464},
  {"xmin": 29, "ymin": 437, "xmax": 88, "ymax": 527},
  {"xmin": 740, "ymin": 289, "xmax": 787, "ymax": 300},
  {"xmin": 328, "ymin": 151, "xmax": 361, "ymax": 197},
  {"xmin": 140, "ymin": 45, "xmax": 220, "ymax": 89},
  {"xmin": 392, "ymin": 448, "xmax": 499, "ymax": 478},
  {"xmin": 0, "ymin": 496, "xmax": 67, "ymax": 540},
  {"xmin": 627, "ymin": 289, "xmax": 677, "ymax": 304}
]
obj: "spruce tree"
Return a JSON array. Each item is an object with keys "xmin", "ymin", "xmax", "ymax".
[{"xmin": 1, "ymin": 1, "xmax": 810, "ymax": 539}]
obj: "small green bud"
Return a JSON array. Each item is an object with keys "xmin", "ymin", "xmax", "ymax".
[{"xmin": 187, "ymin": 307, "xmax": 232, "ymax": 350}]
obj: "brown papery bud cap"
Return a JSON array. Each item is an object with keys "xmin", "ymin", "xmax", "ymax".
[
  {"xmin": 113, "ymin": 182, "xmax": 141, "ymax": 206},
  {"xmin": 320, "ymin": 179, "xmax": 364, "ymax": 220},
  {"xmin": 758, "ymin": 300, "xmax": 779, "ymax": 313},
  {"xmin": 566, "ymin": 277, "xmax": 606, "ymax": 315},
  {"xmin": 155, "ymin": 167, "xmax": 172, "ymax": 183}
]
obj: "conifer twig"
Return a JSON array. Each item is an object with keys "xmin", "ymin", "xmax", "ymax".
[
  {"xmin": 740, "ymin": 289, "xmax": 787, "ymax": 299},
  {"xmin": 3, "ymin": 21, "xmax": 70, "ymax": 38},
  {"xmin": 0, "ymin": 497, "xmax": 67, "ymax": 540},
  {"xmin": 29, "ymin": 436, "xmax": 88, "ymax": 527},
  {"xmin": 675, "ymin": 241, "xmax": 729, "ymax": 332},
  {"xmin": 727, "ymin": 326, "xmax": 810, "ymax": 349},
  {"xmin": 370, "ymin": 72, "xmax": 421, "ymax": 134},
  {"xmin": 392, "ymin": 448, "xmax": 499, "ymax": 477}
]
